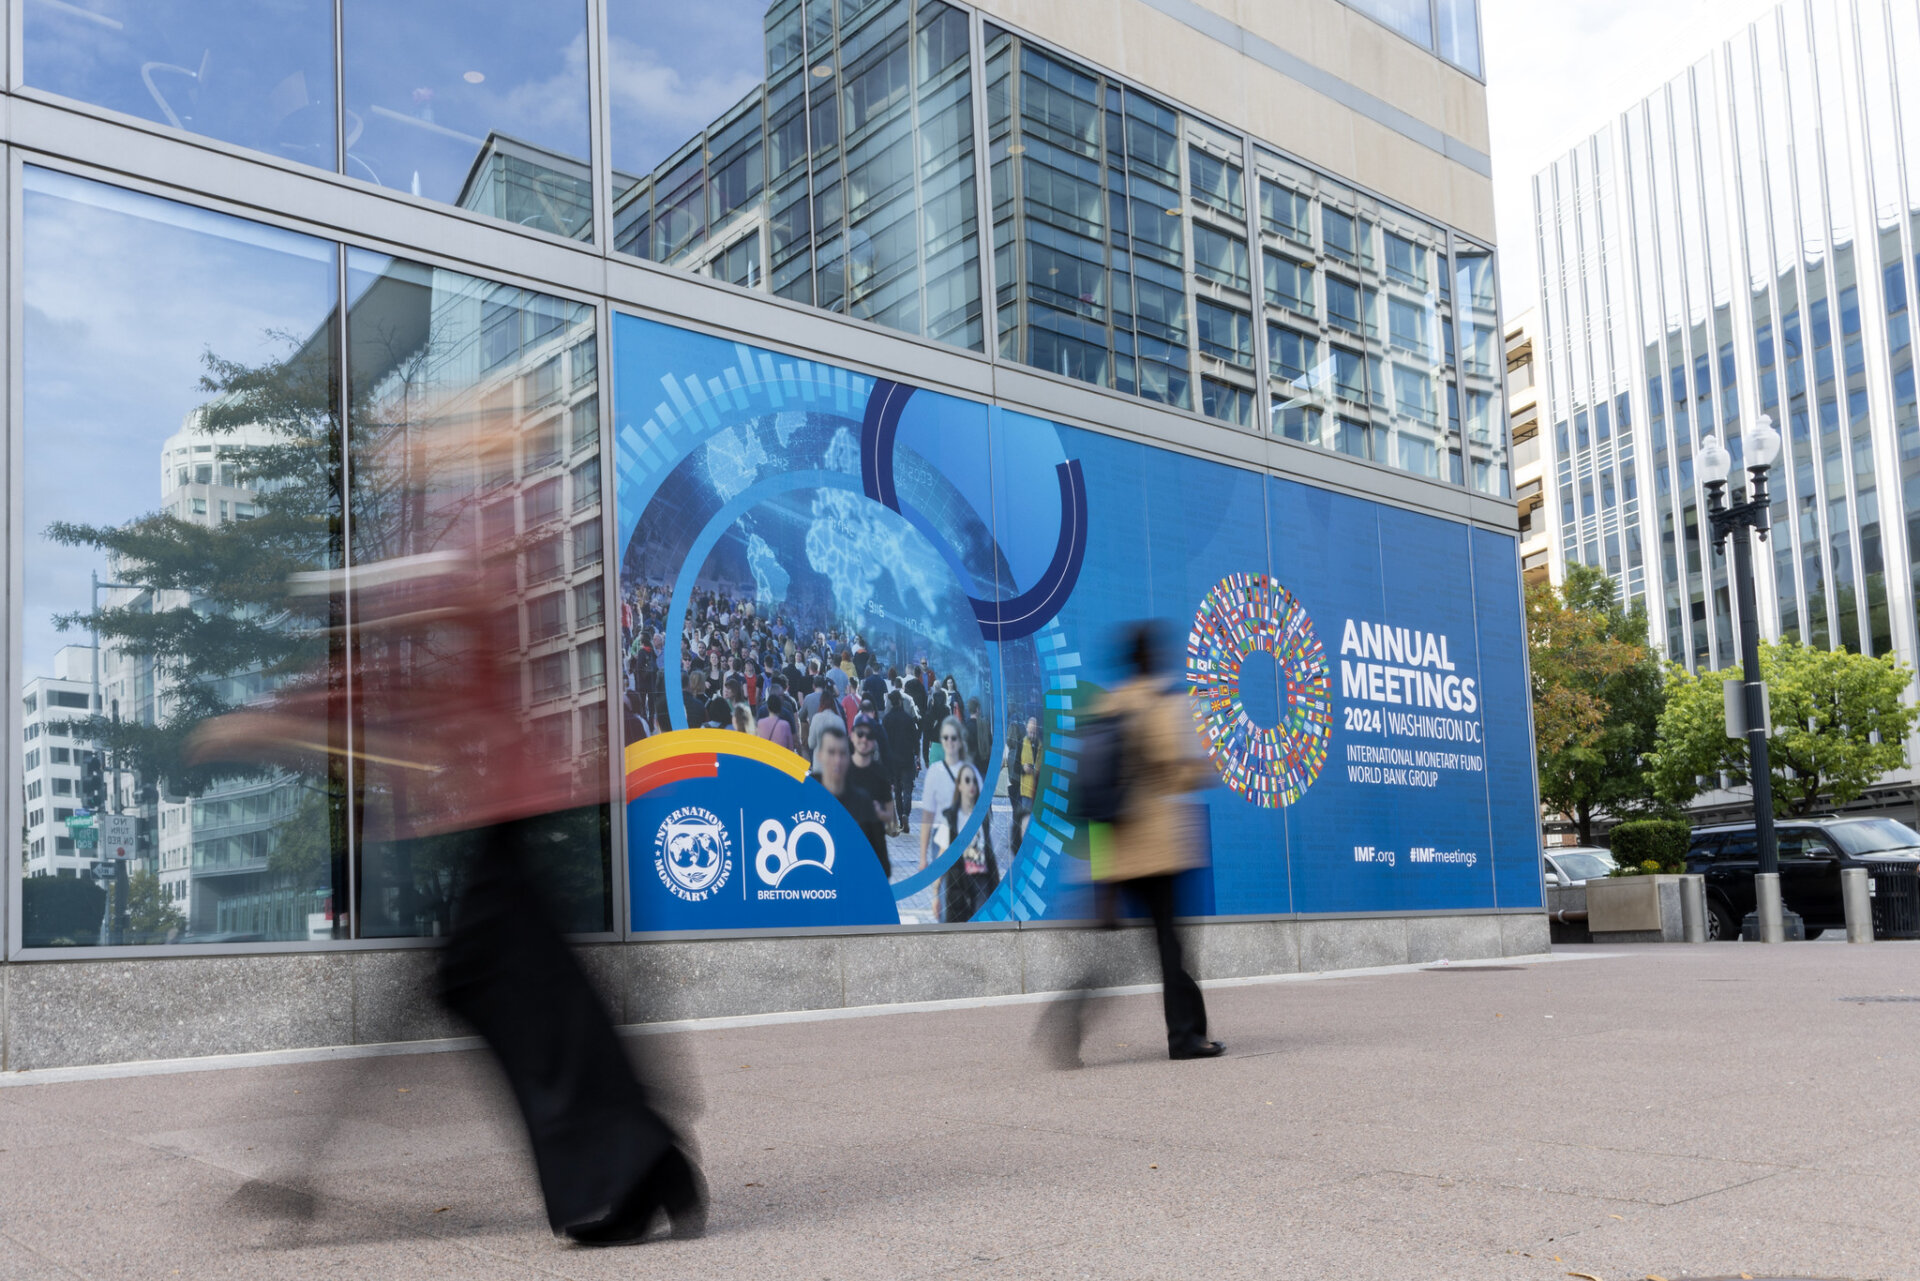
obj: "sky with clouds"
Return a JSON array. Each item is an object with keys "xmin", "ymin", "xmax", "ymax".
[{"xmin": 1482, "ymin": 0, "xmax": 1781, "ymax": 311}]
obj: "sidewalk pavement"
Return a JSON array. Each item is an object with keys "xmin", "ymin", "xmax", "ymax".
[{"xmin": 4, "ymin": 941, "xmax": 1917, "ymax": 1280}]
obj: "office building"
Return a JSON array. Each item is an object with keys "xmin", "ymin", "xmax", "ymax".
[
  {"xmin": 2, "ymin": 0, "xmax": 1536, "ymax": 1072},
  {"xmin": 1532, "ymin": 0, "xmax": 1920, "ymax": 810}
]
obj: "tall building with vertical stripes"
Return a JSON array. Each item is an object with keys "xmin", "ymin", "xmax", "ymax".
[{"xmin": 1536, "ymin": 0, "xmax": 1920, "ymax": 715}]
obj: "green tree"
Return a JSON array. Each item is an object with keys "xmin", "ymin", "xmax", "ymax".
[
  {"xmin": 1649, "ymin": 639, "xmax": 1919, "ymax": 815},
  {"xmin": 126, "ymin": 866, "xmax": 186, "ymax": 943},
  {"xmin": 1527, "ymin": 565, "xmax": 1666, "ymax": 842}
]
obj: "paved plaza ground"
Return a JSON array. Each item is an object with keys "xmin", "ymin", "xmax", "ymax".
[{"xmin": 3, "ymin": 940, "xmax": 1917, "ymax": 1280}]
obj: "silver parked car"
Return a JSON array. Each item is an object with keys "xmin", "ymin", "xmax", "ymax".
[{"xmin": 1543, "ymin": 846, "xmax": 1618, "ymax": 888}]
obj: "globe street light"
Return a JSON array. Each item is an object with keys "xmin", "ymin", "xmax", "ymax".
[{"xmin": 1700, "ymin": 413, "xmax": 1796, "ymax": 943}]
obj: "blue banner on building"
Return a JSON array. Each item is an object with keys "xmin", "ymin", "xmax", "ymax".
[{"xmin": 613, "ymin": 315, "xmax": 1538, "ymax": 931}]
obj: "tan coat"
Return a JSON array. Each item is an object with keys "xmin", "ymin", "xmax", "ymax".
[{"xmin": 1094, "ymin": 677, "xmax": 1216, "ymax": 881}]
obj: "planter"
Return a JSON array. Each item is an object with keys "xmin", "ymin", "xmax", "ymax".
[{"xmin": 1587, "ymin": 875, "xmax": 1684, "ymax": 942}]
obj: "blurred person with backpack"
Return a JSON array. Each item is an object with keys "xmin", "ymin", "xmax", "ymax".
[{"xmin": 1041, "ymin": 621, "xmax": 1222, "ymax": 1065}]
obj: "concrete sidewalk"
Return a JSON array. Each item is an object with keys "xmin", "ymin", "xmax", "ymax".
[{"xmin": 2, "ymin": 943, "xmax": 1915, "ymax": 1280}]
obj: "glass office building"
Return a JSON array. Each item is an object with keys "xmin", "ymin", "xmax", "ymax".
[
  {"xmin": 1535, "ymin": 0, "xmax": 1920, "ymax": 687},
  {"xmin": 4, "ymin": 0, "xmax": 1507, "ymax": 964}
]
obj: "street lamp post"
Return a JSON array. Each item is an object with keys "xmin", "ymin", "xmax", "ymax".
[{"xmin": 1698, "ymin": 414, "xmax": 1799, "ymax": 943}]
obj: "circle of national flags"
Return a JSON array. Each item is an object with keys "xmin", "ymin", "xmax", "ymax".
[{"xmin": 1186, "ymin": 573, "xmax": 1332, "ymax": 808}]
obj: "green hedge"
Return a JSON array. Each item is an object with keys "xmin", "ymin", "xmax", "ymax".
[
  {"xmin": 22, "ymin": 875, "xmax": 105, "ymax": 947},
  {"xmin": 1608, "ymin": 818, "xmax": 1691, "ymax": 876}
]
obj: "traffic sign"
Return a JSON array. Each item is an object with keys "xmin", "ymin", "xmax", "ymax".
[{"xmin": 96, "ymin": 814, "xmax": 136, "ymax": 857}]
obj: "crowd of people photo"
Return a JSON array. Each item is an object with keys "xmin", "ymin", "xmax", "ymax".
[{"xmin": 620, "ymin": 580, "xmax": 1048, "ymax": 922}]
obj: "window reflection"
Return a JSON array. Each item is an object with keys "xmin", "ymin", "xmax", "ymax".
[
  {"xmin": 609, "ymin": 0, "xmax": 982, "ymax": 348},
  {"xmin": 25, "ymin": 0, "xmax": 337, "ymax": 165},
  {"xmin": 341, "ymin": 0, "xmax": 593, "ymax": 239},
  {"xmin": 1455, "ymin": 244, "xmax": 1505, "ymax": 494},
  {"xmin": 1344, "ymin": 0, "xmax": 1432, "ymax": 53},
  {"xmin": 345, "ymin": 252, "xmax": 612, "ymax": 938},
  {"xmin": 1435, "ymin": 0, "xmax": 1481, "ymax": 77},
  {"xmin": 1257, "ymin": 149, "xmax": 1457, "ymax": 480},
  {"xmin": 20, "ymin": 167, "xmax": 346, "ymax": 946},
  {"xmin": 987, "ymin": 27, "xmax": 1195, "ymax": 410}
]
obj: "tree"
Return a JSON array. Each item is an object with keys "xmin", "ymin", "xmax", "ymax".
[
  {"xmin": 1649, "ymin": 639, "xmax": 1919, "ymax": 816},
  {"xmin": 126, "ymin": 866, "xmax": 186, "ymax": 943},
  {"xmin": 1527, "ymin": 565, "xmax": 1666, "ymax": 843}
]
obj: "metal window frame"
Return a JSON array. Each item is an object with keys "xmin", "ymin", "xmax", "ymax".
[
  {"xmin": 4, "ymin": 148, "xmax": 624, "ymax": 959},
  {"xmin": 2, "ymin": 0, "xmax": 1508, "ymax": 959}
]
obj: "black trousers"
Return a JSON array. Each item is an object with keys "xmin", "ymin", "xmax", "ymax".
[
  {"xmin": 438, "ymin": 820, "xmax": 673, "ymax": 1231},
  {"xmin": 1053, "ymin": 873, "xmax": 1208, "ymax": 1053}
]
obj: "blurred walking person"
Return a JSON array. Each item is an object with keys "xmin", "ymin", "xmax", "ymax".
[
  {"xmin": 1040, "ymin": 621, "xmax": 1223, "ymax": 1065},
  {"xmin": 190, "ymin": 544, "xmax": 705, "ymax": 1246}
]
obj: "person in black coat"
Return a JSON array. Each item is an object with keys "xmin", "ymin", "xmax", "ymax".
[{"xmin": 881, "ymin": 690, "xmax": 920, "ymax": 834}]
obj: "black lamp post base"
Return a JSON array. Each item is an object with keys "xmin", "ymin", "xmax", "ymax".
[{"xmin": 1740, "ymin": 909, "xmax": 1806, "ymax": 941}]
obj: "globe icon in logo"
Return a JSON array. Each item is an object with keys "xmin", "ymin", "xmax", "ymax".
[{"xmin": 657, "ymin": 807, "xmax": 731, "ymax": 898}]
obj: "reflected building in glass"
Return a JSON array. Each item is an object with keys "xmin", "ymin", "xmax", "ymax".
[
  {"xmin": 1534, "ymin": 0, "xmax": 1920, "ymax": 685},
  {"xmin": 7, "ymin": 0, "xmax": 1501, "ymax": 957}
]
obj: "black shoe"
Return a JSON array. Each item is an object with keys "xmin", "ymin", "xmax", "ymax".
[
  {"xmin": 566, "ymin": 1147, "xmax": 708, "ymax": 1247},
  {"xmin": 1169, "ymin": 1039, "xmax": 1225, "ymax": 1060}
]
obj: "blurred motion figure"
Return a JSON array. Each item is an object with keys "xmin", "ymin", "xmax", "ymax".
[
  {"xmin": 1041, "ymin": 621, "xmax": 1224, "ymax": 1065},
  {"xmin": 189, "ymin": 432, "xmax": 704, "ymax": 1245}
]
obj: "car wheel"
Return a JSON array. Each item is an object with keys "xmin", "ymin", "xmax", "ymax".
[
  {"xmin": 1802, "ymin": 927, "xmax": 1825, "ymax": 940},
  {"xmin": 1707, "ymin": 899, "xmax": 1738, "ymax": 941}
]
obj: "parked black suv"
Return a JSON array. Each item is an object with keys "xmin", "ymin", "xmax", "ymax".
[{"xmin": 1687, "ymin": 816, "xmax": 1920, "ymax": 940}]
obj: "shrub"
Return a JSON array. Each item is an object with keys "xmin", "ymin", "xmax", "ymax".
[
  {"xmin": 1608, "ymin": 818, "xmax": 1691, "ymax": 876},
  {"xmin": 22, "ymin": 874, "xmax": 106, "ymax": 947}
]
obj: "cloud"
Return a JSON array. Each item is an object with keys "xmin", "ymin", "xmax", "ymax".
[{"xmin": 605, "ymin": 33, "xmax": 763, "ymax": 176}]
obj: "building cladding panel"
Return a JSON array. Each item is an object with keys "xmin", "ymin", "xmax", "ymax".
[
  {"xmin": 6, "ymin": 0, "xmax": 1502, "ymax": 957},
  {"xmin": 1535, "ymin": 0, "xmax": 1920, "ymax": 680}
]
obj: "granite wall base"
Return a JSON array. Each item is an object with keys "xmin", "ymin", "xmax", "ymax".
[{"xmin": 0, "ymin": 912, "xmax": 1547, "ymax": 1072}]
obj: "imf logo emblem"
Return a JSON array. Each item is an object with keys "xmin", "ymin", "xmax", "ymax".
[{"xmin": 654, "ymin": 806, "xmax": 733, "ymax": 902}]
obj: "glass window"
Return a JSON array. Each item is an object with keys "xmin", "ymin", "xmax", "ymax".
[
  {"xmin": 571, "ymin": 395, "xmax": 600, "ymax": 454},
  {"xmin": 341, "ymin": 1, "xmax": 592, "ymax": 237},
  {"xmin": 576, "ymin": 579, "xmax": 606, "ymax": 628},
  {"xmin": 574, "ymin": 516, "xmax": 605, "ymax": 566},
  {"xmin": 1265, "ymin": 254, "xmax": 1315, "ymax": 316},
  {"xmin": 1453, "ymin": 243, "xmax": 1505, "ymax": 494},
  {"xmin": 1388, "ymin": 296, "xmax": 1430, "ymax": 355},
  {"xmin": 1335, "ymin": 415, "xmax": 1375, "ymax": 461},
  {"xmin": 25, "ymin": 0, "xmax": 337, "ymax": 165},
  {"xmin": 1326, "ymin": 276, "xmax": 1363, "ymax": 333},
  {"xmin": 1201, "ymin": 377, "xmax": 1254, "ymax": 427},
  {"xmin": 345, "ymin": 250, "xmax": 611, "ymax": 938},
  {"xmin": 1196, "ymin": 299, "xmax": 1253, "ymax": 366},
  {"xmin": 21, "ymin": 167, "xmax": 345, "ymax": 947},
  {"xmin": 989, "ymin": 28, "xmax": 1194, "ymax": 404},
  {"xmin": 525, "ymin": 477, "xmax": 564, "ymax": 526},
  {"xmin": 1392, "ymin": 363, "xmax": 1437, "ymax": 425},
  {"xmin": 572, "ymin": 457, "xmax": 602, "ymax": 512},
  {"xmin": 1192, "ymin": 223, "xmax": 1250, "ymax": 290},
  {"xmin": 1323, "ymin": 207, "xmax": 1358, "ymax": 263},
  {"xmin": 1269, "ymin": 324, "xmax": 1318, "ymax": 385},
  {"xmin": 1346, "ymin": 0, "xmax": 1434, "ymax": 49},
  {"xmin": 578, "ymin": 641, "xmax": 608, "ymax": 690},
  {"xmin": 1188, "ymin": 145, "xmax": 1245, "ymax": 218},
  {"xmin": 611, "ymin": 0, "xmax": 981, "ymax": 351},
  {"xmin": 529, "ymin": 592, "xmax": 568, "ymax": 643},
  {"xmin": 1435, "ymin": 0, "xmax": 1482, "ymax": 76},
  {"xmin": 1332, "ymin": 345, "xmax": 1369, "ymax": 403},
  {"xmin": 1259, "ymin": 179, "xmax": 1312, "ymax": 244},
  {"xmin": 1383, "ymin": 232, "xmax": 1427, "ymax": 289}
]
